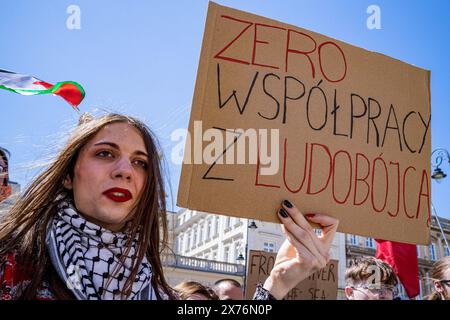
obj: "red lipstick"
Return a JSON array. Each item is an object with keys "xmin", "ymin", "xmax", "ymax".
[{"xmin": 103, "ymin": 188, "xmax": 132, "ymax": 202}]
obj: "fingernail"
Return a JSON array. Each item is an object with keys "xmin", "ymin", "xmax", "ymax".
[
  {"xmin": 305, "ymin": 214, "xmax": 315, "ymax": 218},
  {"xmin": 283, "ymin": 200, "xmax": 293, "ymax": 208},
  {"xmin": 279, "ymin": 208, "xmax": 289, "ymax": 218}
]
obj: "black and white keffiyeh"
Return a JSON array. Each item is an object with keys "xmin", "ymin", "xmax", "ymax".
[{"xmin": 46, "ymin": 196, "xmax": 157, "ymax": 300}]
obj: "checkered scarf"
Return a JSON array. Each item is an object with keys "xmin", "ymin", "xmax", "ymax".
[{"xmin": 46, "ymin": 196, "xmax": 156, "ymax": 300}]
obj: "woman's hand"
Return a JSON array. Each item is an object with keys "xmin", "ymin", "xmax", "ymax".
[{"xmin": 263, "ymin": 200, "xmax": 339, "ymax": 299}]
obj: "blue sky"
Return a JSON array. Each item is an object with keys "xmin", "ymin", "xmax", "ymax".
[{"xmin": 1, "ymin": 0, "xmax": 449, "ymax": 219}]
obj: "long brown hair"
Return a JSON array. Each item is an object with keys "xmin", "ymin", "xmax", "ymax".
[
  {"xmin": 0, "ymin": 113, "xmax": 176, "ymax": 299},
  {"xmin": 426, "ymin": 256, "xmax": 450, "ymax": 300}
]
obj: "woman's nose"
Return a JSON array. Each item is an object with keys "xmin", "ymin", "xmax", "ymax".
[{"xmin": 111, "ymin": 158, "xmax": 133, "ymax": 180}]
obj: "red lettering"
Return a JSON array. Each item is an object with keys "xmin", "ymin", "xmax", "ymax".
[
  {"xmin": 306, "ymin": 143, "xmax": 332, "ymax": 195},
  {"xmin": 371, "ymin": 156, "xmax": 389, "ymax": 213},
  {"xmin": 388, "ymin": 161, "xmax": 400, "ymax": 217},
  {"xmin": 353, "ymin": 153, "xmax": 370, "ymax": 206},
  {"xmin": 255, "ymin": 140, "xmax": 280, "ymax": 188},
  {"xmin": 283, "ymin": 139, "xmax": 308, "ymax": 193},
  {"xmin": 318, "ymin": 41, "xmax": 347, "ymax": 83},
  {"xmin": 416, "ymin": 169, "xmax": 431, "ymax": 222},
  {"xmin": 402, "ymin": 166, "xmax": 416, "ymax": 219},
  {"xmin": 332, "ymin": 150, "xmax": 352, "ymax": 204},
  {"xmin": 214, "ymin": 15, "xmax": 253, "ymax": 65},
  {"xmin": 252, "ymin": 23, "xmax": 285, "ymax": 69},
  {"xmin": 285, "ymin": 29, "xmax": 317, "ymax": 77}
]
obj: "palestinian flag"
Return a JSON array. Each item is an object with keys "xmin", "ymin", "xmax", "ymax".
[{"xmin": 0, "ymin": 69, "xmax": 85, "ymax": 110}]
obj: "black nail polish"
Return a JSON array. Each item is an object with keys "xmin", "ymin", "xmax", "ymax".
[
  {"xmin": 283, "ymin": 200, "xmax": 293, "ymax": 208},
  {"xmin": 279, "ymin": 208, "xmax": 289, "ymax": 218}
]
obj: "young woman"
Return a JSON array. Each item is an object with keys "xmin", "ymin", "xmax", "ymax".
[{"xmin": 0, "ymin": 113, "xmax": 338, "ymax": 300}]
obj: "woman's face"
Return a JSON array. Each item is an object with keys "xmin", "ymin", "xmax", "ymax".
[
  {"xmin": 435, "ymin": 268, "xmax": 450, "ymax": 300},
  {"xmin": 65, "ymin": 122, "xmax": 149, "ymax": 231}
]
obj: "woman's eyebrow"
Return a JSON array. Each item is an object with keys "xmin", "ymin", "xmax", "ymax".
[{"xmin": 94, "ymin": 141, "xmax": 148, "ymax": 158}]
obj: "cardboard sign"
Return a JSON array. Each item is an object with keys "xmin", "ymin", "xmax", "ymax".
[
  {"xmin": 245, "ymin": 250, "xmax": 338, "ymax": 300},
  {"xmin": 178, "ymin": 2, "xmax": 431, "ymax": 244}
]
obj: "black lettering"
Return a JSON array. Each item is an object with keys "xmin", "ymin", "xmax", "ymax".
[
  {"xmin": 202, "ymin": 128, "xmax": 242, "ymax": 181},
  {"xmin": 381, "ymin": 104, "xmax": 403, "ymax": 151},
  {"xmin": 367, "ymin": 97, "xmax": 381, "ymax": 146},
  {"xmin": 350, "ymin": 93, "xmax": 367, "ymax": 139},
  {"xmin": 258, "ymin": 73, "xmax": 281, "ymax": 120},
  {"xmin": 331, "ymin": 89, "xmax": 348, "ymax": 137},
  {"xmin": 418, "ymin": 112, "xmax": 431, "ymax": 154},
  {"xmin": 217, "ymin": 63, "xmax": 259, "ymax": 114},
  {"xmin": 283, "ymin": 75, "xmax": 305, "ymax": 124}
]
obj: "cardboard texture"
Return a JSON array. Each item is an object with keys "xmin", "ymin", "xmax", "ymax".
[
  {"xmin": 244, "ymin": 250, "xmax": 338, "ymax": 300},
  {"xmin": 178, "ymin": 2, "xmax": 431, "ymax": 244}
]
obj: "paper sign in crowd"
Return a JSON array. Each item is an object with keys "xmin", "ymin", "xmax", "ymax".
[{"xmin": 178, "ymin": 2, "xmax": 431, "ymax": 244}]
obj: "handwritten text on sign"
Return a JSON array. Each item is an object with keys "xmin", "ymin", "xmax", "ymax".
[
  {"xmin": 178, "ymin": 2, "xmax": 431, "ymax": 244},
  {"xmin": 245, "ymin": 250, "xmax": 338, "ymax": 300}
]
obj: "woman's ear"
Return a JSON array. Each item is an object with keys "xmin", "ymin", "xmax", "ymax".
[
  {"xmin": 63, "ymin": 174, "xmax": 73, "ymax": 190},
  {"xmin": 344, "ymin": 286, "xmax": 354, "ymax": 300},
  {"xmin": 434, "ymin": 280, "xmax": 444, "ymax": 293}
]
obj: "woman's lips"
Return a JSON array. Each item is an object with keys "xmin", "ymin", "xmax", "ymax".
[{"xmin": 102, "ymin": 188, "xmax": 132, "ymax": 203}]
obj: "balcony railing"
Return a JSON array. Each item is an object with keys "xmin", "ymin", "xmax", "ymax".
[{"xmin": 162, "ymin": 253, "xmax": 245, "ymax": 276}]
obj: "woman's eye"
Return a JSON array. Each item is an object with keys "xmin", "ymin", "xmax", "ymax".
[
  {"xmin": 96, "ymin": 150, "xmax": 114, "ymax": 158},
  {"xmin": 133, "ymin": 160, "xmax": 148, "ymax": 170}
]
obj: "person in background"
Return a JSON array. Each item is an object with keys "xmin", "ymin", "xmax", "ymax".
[
  {"xmin": 0, "ymin": 147, "xmax": 11, "ymax": 203},
  {"xmin": 214, "ymin": 278, "xmax": 244, "ymax": 300},
  {"xmin": 426, "ymin": 256, "xmax": 450, "ymax": 300},
  {"xmin": 345, "ymin": 256, "xmax": 399, "ymax": 300},
  {"xmin": 174, "ymin": 281, "xmax": 219, "ymax": 300}
]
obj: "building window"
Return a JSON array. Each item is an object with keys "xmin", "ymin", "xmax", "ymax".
[
  {"xmin": 214, "ymin": 217, "xmax": 219, "ymax": 237},
  {"xmin": 187, "ymin": 232, "xmax": 191, "ymax": 252},
  {"xmin": 365, "ymin": 237, "xmax": 375, "ymax": 249},
  {"xmin": 419, "ymin": 274, "xmax": 424, "ymax": 300},
  {"xmin": 192, "ymin": 227, "xmax": 197, "ymax": 246},
  {"xmin": 177, "ymin": 236, "xmax": 182, "ymax": 253},
  {"xmin": 234, "ymin": 243, "xmax": 240, "ymax": 261},
  {"xmin": 181, "ymin": 233, "xmax": 187, "ymax": 253},
  {"xmin": 225, "ymin": 216, "xmax": 231, "ymax": 229},
  {"xmin": 207, "ymin": 219, "xmax": 212, "ymax": 241},
  {"xmin": 263, "ymin": 242, "xmax": 276, "ymax": 253},
  {"xmin": 350, "ymin": 234, "xmax": 358, "ymax": 246},
  {"xmin": 417, "ymin": 246, "xmax": 422, "ymax": 259},
  {"xmin": 429, "ymin": 243, "xmax": 437, "ymax": 261},
  {"xmin": 444, "ymin": 244, "xmax": 450, "ymax": 257},
  {"xmin": 224, "ymin": 246, "xmax": 230, "ymax": 263},
  {"xmin": 199, "ymin": 223, "xmax": 204, "ymax": 244}
]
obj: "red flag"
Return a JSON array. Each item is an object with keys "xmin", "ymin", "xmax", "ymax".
[{"xmin": 375, "ymin": 240, "xmax": 420, "ymax": 299}]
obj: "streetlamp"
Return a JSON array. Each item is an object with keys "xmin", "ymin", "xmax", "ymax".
[
  {"xmin": 431, "ymin": 148, "xmax": 450, "ymax": 183},
  {"xmin": 236, "ymin": 219, "xmax": 258, "ymax": 297},
  {"xmin": 431, "ymin": 148, "xmax": 450, "ymax": 253}
]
